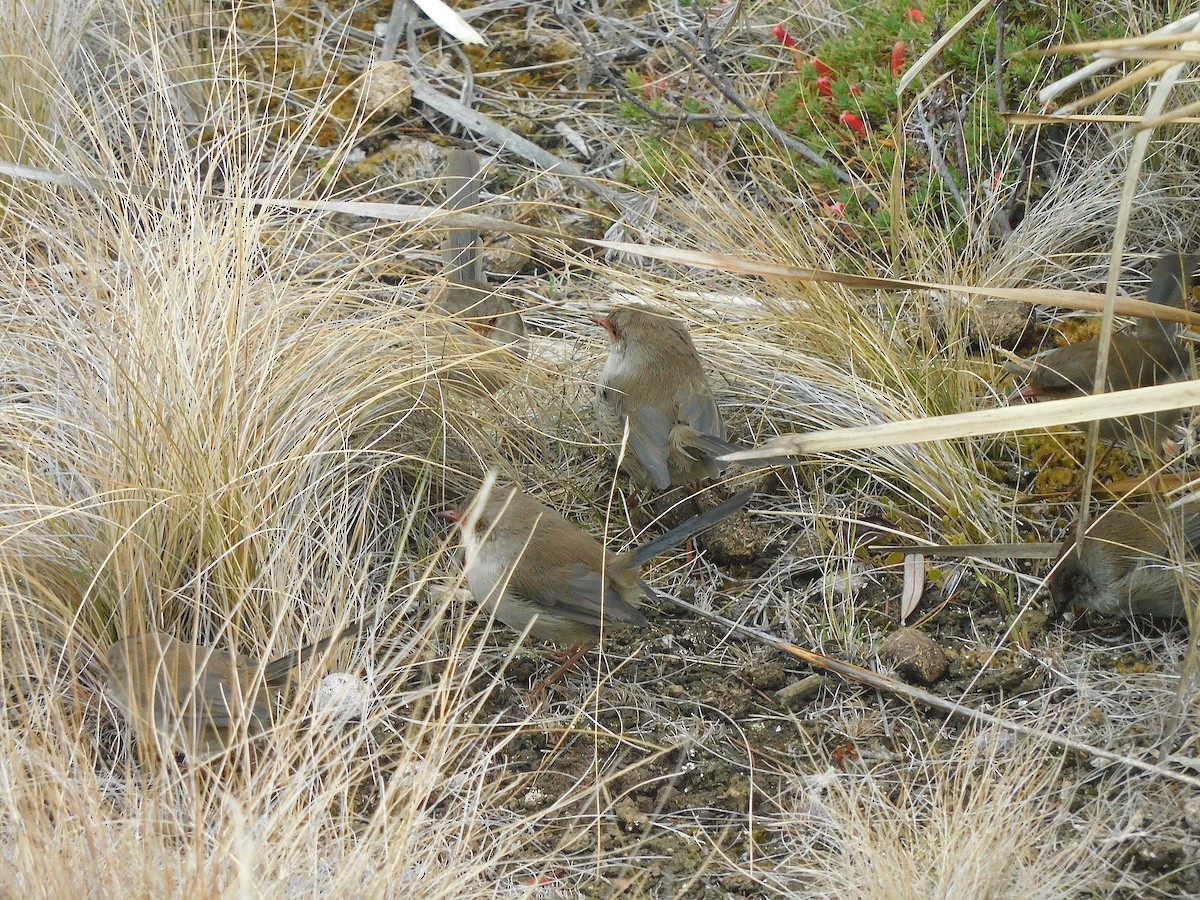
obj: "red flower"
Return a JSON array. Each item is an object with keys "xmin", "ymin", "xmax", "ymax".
[
  {"xmin": 770, "ymin": 23, "xmax": 799, "ymax": 48},
  {"xmin": 890, "ymin": 40, "xmax": 906, "ymax": 75},
  {"xmin": 816, "ymin": 75, "xmax": 833, "ymax": 97},
  {"xmin": 849, "ymin": 83, "xmax": 861, "ymax": 95},
  {"xmin": 811, "ymin": 57, "xmax": 833, "ymax": 76},
  {"xmin": 906, "ymin": 6, "xmax": 925, "ymax": 22},
  {"xmin": 832, "ymin": 740, "xmax": 859, "ymax": 769},
  {"xmin": 839, "ymin": 111, "xmax": 866, "ymax": 134}
]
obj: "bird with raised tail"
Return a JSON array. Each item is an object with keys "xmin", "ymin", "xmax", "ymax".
[
  {"xmin": 103, "ymin": 620, "xmax": 361, "ymax": 759},
  {"xmin": 438, "ymin": 484, "xmax": 754, "ymax": 674},
  {"xmin": 594, "ymin": 304, "xmax": 737, "ymax": 490},
  {"xmin": 435, "ymin": 148, "xmax": 526, "ymax": 352},
  {"xmin": 1049, "ymin": 502, "xmax": 1200, "ymax": 619}
]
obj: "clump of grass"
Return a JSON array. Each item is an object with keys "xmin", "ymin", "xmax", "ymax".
[
  {"xmin": 765, "ymin": 725, "xmax": 1120, "ymax": 897},
  {"xmin": 2, "ymin": 0, "xmax": 1200, "ymax": 894},
  {"xmin": 0, "ymin": 1, "xmax": 615, "ymax": 893}
]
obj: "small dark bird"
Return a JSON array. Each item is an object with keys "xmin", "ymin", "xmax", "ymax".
[
  {"xmin": 435, "ymin": 148, "xmax": 526, "ymax": 351},
  {"xmin": 439, "ymin": 484, "xmax": 754, "ymax": 666},
  {"xmin": 1014, "ymin": 252, "xmax": 1199, "ymax": 447},
  {"xmin": 104, "ymin": 620, "xmax": 361, "ymax": 759},
  {"xmin": 1049, "ymin": 502, "xmax": 1200, "ymax": 619},
  {"xmin": 594, "ymin": 304, "xmax": 734, "ymax": 489}
]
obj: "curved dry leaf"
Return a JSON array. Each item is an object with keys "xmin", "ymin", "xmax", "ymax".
[
  {"xmin": 411, "ymin": 0, "xmax": 487, "ymax": 46},
  {"xmin": 901, "ymin": 553, "xmax": 924, "ymax": 623}
]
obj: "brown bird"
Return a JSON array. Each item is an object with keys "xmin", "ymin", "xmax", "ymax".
[
  {"xmin": 435, "ymin": 148, "xmax": 526, "ymax": 351},
  {"xmin": 1049, "ymin": 502, "xmax": 1200, "ymax": 619},
  {"xmin": 439, "ymin": 484, "xmax": 754, "ymax": 671},
  {"xmin": 1014, "ymin": 252, "xmax": 1199, "ymax": 446},
  {"xmin": 104, "ymin": 620, "xmax": 361, "ymax": 759},
  {"xmin": 594, "ymin": 304, "xmax": 735, "ymax": 490}
]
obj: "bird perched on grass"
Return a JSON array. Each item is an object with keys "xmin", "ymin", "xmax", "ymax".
[
  {"xmin": 438, "ymin": 484, "xmax": 754, "ymax": 677},
  {"xmin": 593, "ymin": 304, "xmax": 735, "ymax": 490},
  {"xmin": 1012, "ymin": 251, "xmax": 1199, "ymax": 448},
  {"xmin": 103, "ymin": 620, "xmax": 361, "ymax": 759},
  {"xmin": 1049, "ymin": 502, "xmax": 1200, "ymax": 619}
]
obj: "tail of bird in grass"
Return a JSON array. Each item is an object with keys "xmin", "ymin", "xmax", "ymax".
[
  {"xmin": 443, "ymin": 148, "xmax": 484, "ymax": 286},
  {"xmin": 437, "ymin": 149, "xmax": 527, "ymax": 354},
  {"xmin": 627, "ymin": 487, "xmax": 755, "ymax": 567},
  {"xmin": 261, "ymin": 615, "xmax": 367, "ymax": 687}
]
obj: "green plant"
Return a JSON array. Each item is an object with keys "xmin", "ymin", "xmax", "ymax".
[{"xmin": 766, "ymin": 1, "xmax": 1119, "ymax": 257}]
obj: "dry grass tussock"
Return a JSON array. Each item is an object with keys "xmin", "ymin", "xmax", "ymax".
[
  {"xmin": 0, "ymin": 0, "xmax": 1198, "ymax": 895},
  {"xmin": 761, "ymin": 725, "xmax": 1117, "ymax": 898}
]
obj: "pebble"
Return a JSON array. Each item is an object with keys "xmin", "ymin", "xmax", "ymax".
[
  {"xmin": 881, "ymin": 627, "xmax": 948, "ymax": 685},
  {"xmin": 361, "ymin": 60, "xmax": 412, "ymax": 117}
]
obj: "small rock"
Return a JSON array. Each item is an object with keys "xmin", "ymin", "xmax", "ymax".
[
  {"xmin": 699, "ymin": 510, "xmax": 772, "ymax": 566},
  {"xmin": 613, "ymin": 797, "xmax": 649, "ymax": 832},
  {"xmin": 881, "ymin": 627, "xmax": 948, "ymax": 685},
  {"xmin": 519, "ymin": 787, "xmax": 549, "ymax": 810},
  {"xmin": 361, "ymin": 60, "xmax": 412, "ymax": 118},
  {"xmin": 968, "ymin": 297, "xmax": 1030, "ymax": 349},
  {"xmin": 776, "ymin": 674, "xmax": 827, "ymax": 710}
]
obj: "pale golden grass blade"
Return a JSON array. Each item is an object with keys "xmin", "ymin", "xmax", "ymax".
[
  {"xmin": 8, "ymin": 160, "xmax": 1200, "ymax": 327},
  {"xmin": 786, "ymin": 727, "xmax": 1132, "ymax": 897},
  {"xmin": 723, "ymin": 379, "xmax": 1200, "ymax": 460},
  {"xmin": 1006, "ymin": 111, "xmax": 1200, "ymax": 126},
  {"xmin": 1036, "ymin": 12, "xmax": 1200, "ymax": 104},
  {"xmin": 896, "ymin": 0, "xmax": 994, "ymax": 96},
  {"xmin": 1044, "ymin": 30, "xmax": 1200, "ymax": 54},
  {"xmin": 876, "ymin": 543, "xmax": 1063, "ymax": 559}
]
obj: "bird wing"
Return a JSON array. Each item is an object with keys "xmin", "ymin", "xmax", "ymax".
[
  {"xmin": 600, "ymin": 381, "xmax": 672, "ymax": 489},
  {"xmin": 627, "ymin": 388, "xmax": 726, "ymax": 486},
  {"xmin": 624, "ymin": 404, "xmax": 673, "ymax": 490},
  {"xmin": 676, "ymin": 384, "xmax": 723, "ymax": 441},
  {"xmin": 1179, "ymin": 510, "xmax": 1200, "ymax": 554},
  {"xmin": 505, "ymin": 556, "xmax": 648, "ymax": 628},
  {"xmin": 193, "ymin": 663, "xmax": 273, "ymax": 732},
  {"xmin": 563, "ymin": 562, "xmax": 648, "ymax": 626}
]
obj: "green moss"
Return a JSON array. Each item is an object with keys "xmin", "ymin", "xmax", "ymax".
[
  {"xmin": 620, "ymin": 136, "xmax": 676, "ymax": 187},
  {"xmin": 760, "ymin": 1, "xmax": 1123, "ymax": 257}
]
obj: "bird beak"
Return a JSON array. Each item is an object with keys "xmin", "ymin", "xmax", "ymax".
[
  {"xmin": 590, "ymin": 314, "xmax": 614, "ymax": 336},
  {"xmin": 435, "ymin": 509, "xmax": 462, "ymax": 523}
]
